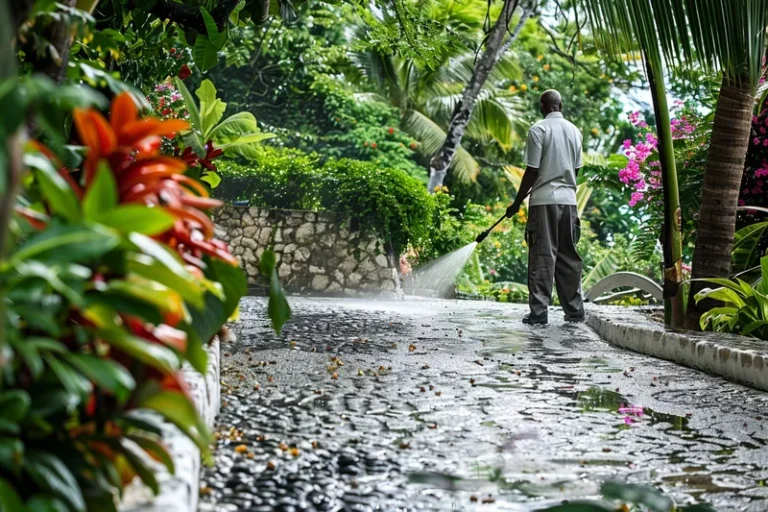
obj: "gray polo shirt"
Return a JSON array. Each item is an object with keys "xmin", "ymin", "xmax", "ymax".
[{"xmin": 523, "ymin": 112, "xmax": 583, "ymax": 206}]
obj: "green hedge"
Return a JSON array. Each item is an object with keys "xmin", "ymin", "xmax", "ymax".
[{"xmin": 216, "ymin": 147, "xmax": 434, "ymax": 253}]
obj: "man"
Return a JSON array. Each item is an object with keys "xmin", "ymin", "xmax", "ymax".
[{"xmin": 506, "ymin": 89, "xmax": 584, "ymax": 325}]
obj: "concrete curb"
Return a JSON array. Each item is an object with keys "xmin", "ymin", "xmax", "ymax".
[
  {"xmin": 120, "ymin": 335, "xmax": 222, "ymax": 512},
  {"xmin": 587, "ymin": 306, "xmax": 768, "ymax": 392}
]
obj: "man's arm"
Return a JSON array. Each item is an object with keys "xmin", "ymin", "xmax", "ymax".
[{"xmin": 506, "ymin": 166, "xmax": 538, "ymax": 218}]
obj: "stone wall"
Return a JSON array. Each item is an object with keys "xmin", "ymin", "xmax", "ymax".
[{"xmin": 214, "ymin": 205, "xmax": 399, "ymax": 295}]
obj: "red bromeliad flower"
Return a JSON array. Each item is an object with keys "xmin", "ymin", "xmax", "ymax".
[
  {"xmin": 178, "ymin": 64, "xmax": 192, "ymax": 80},
  {"xmin": 177, "ymin": 140, "xmax": 224, "ymax": 172},
  {"xmin": 69, "ymin": 93, "xmax": 237, "ymax": 267}
]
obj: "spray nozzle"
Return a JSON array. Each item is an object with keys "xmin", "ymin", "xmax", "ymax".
[
  {"xmin": 474, "ymin": 212, "xmax": 509, "ymax": 245},
  {"xmin": 475, "ymin": 229, "xmax": 490, "ymax": 244}
]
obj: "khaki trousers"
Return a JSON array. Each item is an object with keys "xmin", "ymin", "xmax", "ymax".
[{"xmin": 525, "ymin": 204, "xmax": 584, "ymax": 319}]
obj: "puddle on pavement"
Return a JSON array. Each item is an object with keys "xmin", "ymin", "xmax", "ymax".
[
  {"xmin": 476, "ymin": 331, "xmax": 527, "ymax": 356},
  {"xmin": 575, "ymin": 386, "xmax": 693, "ymax": 432}
]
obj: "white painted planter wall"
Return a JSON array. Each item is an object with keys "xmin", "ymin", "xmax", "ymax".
[
  {"xmin": 587, "ymin": 306, "xmax": 768, "ymax": 392},
  {"xmin": 120, "ymin": 336, "xmax": 222, "ymax": 512}
]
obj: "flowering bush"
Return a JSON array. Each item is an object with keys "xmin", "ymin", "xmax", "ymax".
[
  {"xmin": 618, "ymin": 102, "xmax": 700, "ymax": 208},
  {"xmin": 738, "ymin": 100, "xmax": 768, "ymax": 212},
  {"xmin": 613, "ymin": 102, "xmax": 709, "ymax": 263},
  {"xmin": 147, "ymin": 79, "xmax": 190, "ymax": 121}
]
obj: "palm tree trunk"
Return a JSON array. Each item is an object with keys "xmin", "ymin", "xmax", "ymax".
[
  {"xmin": 426, "ymin": 0, "xmax": 522, "ymax": 192},
  {"xmin": 685, "ymin": 77, "xmax": 756, "ymax": 329},
  {"xmin": 646, "ymin": 58, "xmax": 684, "ymax": 327},
  {"xmin": 1, "ymin": 0, "xmax": 22, "ymax": 352}
]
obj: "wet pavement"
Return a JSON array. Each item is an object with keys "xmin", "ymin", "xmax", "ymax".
[{"xmin": 199, "ymin": 297, "xmax": 768, "ymax": 512}]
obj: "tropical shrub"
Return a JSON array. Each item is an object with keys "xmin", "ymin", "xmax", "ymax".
[
  {"xmin": 612, "ymin": 103, "xmax": 710, "ymax": 262},
  {"xmin": 216, "ymin": 148, "xmax": 434, "ymax": 253},
  {"xmin": 0, "ymin": 91, "xmax": 247, "ymax": 511},
  {"xmin": 171, "ymin": 78, "xmax": 274, "ymax": 190},
  {"xmin": 216, "ymin": 149, "xmax": 322, "ymax": 209},
  {"xmin": 735, "ymin": 97, "xmax": 768, "ymax": 261},
  {"xmin": 696, "ymin": 255, "xmax": 768, "ymax": 340}
]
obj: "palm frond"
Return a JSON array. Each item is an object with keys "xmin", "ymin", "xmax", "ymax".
[
  {"xmin": 503, "ymin": 165, "xmax": 524, "ymax": 192},
  {"xmin": 732, "ymin": 221, "xmax": 768, "ymax": 273},
  {"xmin": 582, "ymin": 250, "xmax": 620, "ymax": 290},
  {"xmin": 582, "ymin": 0, "xmax": 768, "ymax": 88},
  {"xmin": 576, "ymin": 183, "xmax": 593, "ymax": 218},
  {"xmin": 466, "ymin": 93, "xmax": 522, "ymax": 149},
  {"xmin": 402, "ymin": 109, "xmax": 480, "ymax": 183}
]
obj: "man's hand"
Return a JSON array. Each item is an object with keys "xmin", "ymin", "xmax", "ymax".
[{"xmin": 506, "ymin": 201, "xmax": 520, "ymax": 218}]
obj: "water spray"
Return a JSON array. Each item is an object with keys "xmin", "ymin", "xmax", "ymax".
[{"xmin": 474, "ymin": 212, "xmax": 509, "ymax": 244}]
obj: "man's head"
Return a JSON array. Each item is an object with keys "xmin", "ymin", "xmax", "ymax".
[{"xmin": 540, "ymin": 89, "xmax": 563, "ymax": 117}]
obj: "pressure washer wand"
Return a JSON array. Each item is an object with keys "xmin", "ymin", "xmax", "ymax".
[{"xmin": 474, "ymin": 212, "xmax": 509, "ymax": 244}]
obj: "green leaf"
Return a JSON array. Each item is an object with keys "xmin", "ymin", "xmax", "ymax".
[
  {"xmin": 600, "ymin": 481, "xmax": 673, "ymax": 512},
  {"xmin": 582, "ymin": 250, "xmax": 620, "ymax": 290},
  {"xmin": 193, "ymin": 36, "xmax": 219, "ymax": 73},
  {"xmin": 126, "ymin": 254, "xmax": 204, "ymax": 310},
  {"xmin": 18, "ymin": 339, "xmax": 64, "ymax": 377},
  {"xmin": 99, "ymin": 205, "xmax": 175, "ymax": 235},
  {"xmin": 24, "ymin": 452, "xmax": 86, "ymax": 512},
  {"xmin": 95, "ymin": 328, "xmax": 179, "ymax": 374},
  {"xmin": 576, "ymin": 183, "xmax": 593, "ymax": 218},
  {"xmin": 208, "ymin": 258, "xmax": 247, "ymax": 322},
  {"xmin": 199, "ymin": 171, "xmax": 221, "ymax": 189},
  {"xmin": 186, "ymin": 293, "xmax": 226, "ymax": 361},
  {"xmin": 102, "ymin": 278, "xmax": 180, "ymax": 319},
  {"xmin": 138, "ymin": 391, "xmax": 210, "ymax": 453},
  {"xmin": 114, "ymin": 440, "xmax": 159, "ymax": 494},
  {"xmin": 43, "ymin": 354, "xmax": 92, "ymax": 398},
  {"xmin": 259, "ymin": 250, "xmax": 291, "ymax": 334},
  {"xmin": 87, "ymin": 293, "xmax": 164, "ymax": 326},
  {"xmin": 83, "ymin": 162, "xmax": 117, "ymax": 222},
  {"xmin": 0, "ymin": 437, "xmax": 24, "ymax": 473},
  {"xmin": 127, "ymin": 434, "xmax": 175, "ymax": 474},
  {"xmin": 173, "ymin": 78, "xmax": 202, "ymax": 134},
  {"xmin": 0, "ymin": 478, "xmax": 24, "ymax": 512},
  {"xmin": 200, "ymin": 7, "xmax": 219, "ymax": 41},
  {"xmin": 695, "ymin": 287, "xmax": 747, "ymax": 308},
  {"xmin": 196, "ymin": 79, "xmax": 226, "ymax": 138},
  {"xmin": 119, "ymin": 412, "xmax": 165, "ymax": 436},
  {"xmin": 217, "ymin": 132, "xmax": 275, "ymax": 148},
  {"xmin": 760, "ymin": 255, "xmax": 768, "ymax": 295},
  {"xmin": 11, "ymin": 339, "xmax": 44, "ymax": 380},
  {"xmin": 28, "ymin": 391, "xmax": 78, "ymax": 419},
  {"xmin": 538, "ymin": 504, "xmax": 614, "ymax": 512},
  {"xmin": 742, "ymin": 320, "xmax": 768, "ymax": 336},
  {"xmin": 11, "ymin": 224, "xmax": 119, "ymax": 265},
  {"xmin": 64, "ymin": 354, "xmax": 135, "ymax": 404},
  {"xmin": 26, "ymin": 154, "xmax": 80, "ymax": 223},
  {"xmin": 25, "ymin": 495, "xmax": 69, "ymax": 512},
  {"xmin": 207, "ymin": 112, "xmax": 256, "ymax": 142},
  {"xmin": 0, "ymin": 391, "xmax": 30, "ymax": 424},
  {"xmin": 183, "ymin": 328, "xmax": 208, "ymax": 375}
]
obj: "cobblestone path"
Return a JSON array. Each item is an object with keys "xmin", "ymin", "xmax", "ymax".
[{"xmin": 199, "ymin": 298, "xmax": 768, "ymax": 512}]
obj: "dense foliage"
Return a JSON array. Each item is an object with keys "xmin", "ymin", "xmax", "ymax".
[
  {"xmin": 0, "ymin": 89, "xmax": 246, "ymax": 510},
  {"xmin": 696, "ymin": 255, "xmax": 768, "ymax": 340},
  {"xmin": 216, "ymin": 148, "xmax": 434, "ymax": 253}
]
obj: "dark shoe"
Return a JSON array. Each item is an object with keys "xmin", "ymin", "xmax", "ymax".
[
  {"xmin": 522, "ymin": 314, "xmax": 548, "ymax": 325},
  {"xmin": 565, "ymin": 314, "xmax": 585, "ymax": 323}
]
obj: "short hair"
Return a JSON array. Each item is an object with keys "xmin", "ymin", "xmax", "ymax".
[{"xmin": 540, "ymin": 89, "xmax": 562, "ymax": 109}]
